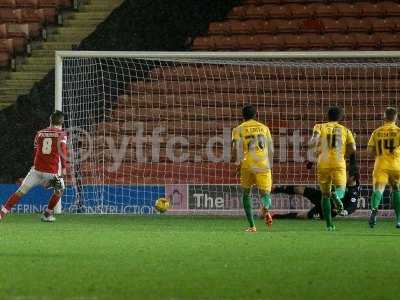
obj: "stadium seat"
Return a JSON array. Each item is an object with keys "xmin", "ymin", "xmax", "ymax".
[
  {"xmin": 251, "ymin": 20, "xmax": 275, "ymax": 34},
  {"xmin": 0, "ymin": 49, "xmax": 10, "ymax": 67},
  {"xmin": 192, "ymin": 36, "xmax": 215, "ymax": 50},
  {"xmin": 334, "ymin": 3, "xmax": 362, "ymax": 18},
  {"xmin": 229, "ymin": 20, "xmax": 254, "ymax": 34},
  {"xmin": 282, "ymin": 33, "xmax": 308, "ymax": 49},
  {"xmin": 15, "ymin": 0, "xmax": 38, "ymax": 7},
  {"xmin": 287, "ymin": 4, "xmax": 310, "ymax": 18},
  {"xmin": 356, "ymin": 2, "xmax": 382, "ymax": 17},
  {"xmin": 0, "ymin": 9, "xmax": 22, "ymax": 23},
  {"xmin": 208, "ymin": 22, "xmax": 230, "ymax": 35},
  {"xmin": 37, "ymin": 0, "xmax": 59, "ymax": 8},
  {"xmin": 380, "ymin": 1, "xmax": 400, "ymax": 17},
  {"xmin": 309, "ymin": 3, "xmax": 339, "ymax": 18},
  {"xmin": 353, "ymin": 33, "xmax": 380, "ymax": 49},
  {"xmin": 246, "ymin": 5, "xmax": 266, "ymax": 19},
  {"xmin": 321, "ymin": 18, "xmax": 347, "ymax": 33},
  {"xmin": 237, "ymin": 34, "xmax": 261, "ymax": 50},
  {"xmin": 20, "ymin": 8, "xmax": 46, "ymax": 23},
  {"xmin": 270, "ymin": 19, "xmax": 300, "ymax": 33},
  {"xmin": 376, "ymin": 32, "xmax": 400, "ymax": 48},
  {"xmin": 267, "ymin": 4, "xmax": 291, "ymax": 19},
  {"xmin": 370, "ymin": 17, "xmax": 397, "ymax": 32},
  {"xmin": 300, "ymin": 19, "xmax": 323, "ymax": 33},
  {"xmin": 226, "ymin": 6, "xmax": 248, "ymax": 19},
  {"xmin": 0, "ymin": 37, "xmax": 14, "ymax": 54},
  {"xmin": 214, "ymin": 35, "xmax": 239, "ymax": 50},
  {"xmin": 258, "ymin": 34, "xmax": 285, "ymax": 49},
  {"xmin": 343, "ymin": 17, "xmax": 371, "ymax": 33},
  {"xmin": 329, "ymin": 33, "xmax": 355, "ymax": 49},
  {"xmin": 305, "ymin": 33, "xmax": 332, "ymax": 49},
  {"xmin": 0, "ymin": 0, "xmax": 15, "ymax": 7}
]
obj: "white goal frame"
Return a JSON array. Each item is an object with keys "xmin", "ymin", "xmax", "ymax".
[{"xmin": 55, "ymin": 51, "xmax": 400, "ymax": 217}]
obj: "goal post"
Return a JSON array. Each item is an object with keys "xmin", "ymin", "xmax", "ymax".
[{"xmin": 55, "ymin": 50, "xmax": 400, "ymax": 216}]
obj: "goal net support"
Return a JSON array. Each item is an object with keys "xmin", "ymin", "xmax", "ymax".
[{"xmin": 55, "ymin": 51, "xmax": 400, "ymax": 216}]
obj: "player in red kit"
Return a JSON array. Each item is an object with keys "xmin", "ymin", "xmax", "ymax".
[{"xmin": 0, "ymin": 110, "xmax": 69, "ymax": 222}]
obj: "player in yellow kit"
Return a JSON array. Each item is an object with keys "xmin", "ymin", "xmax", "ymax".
[
  {"xmin": 232, "ymin": 104, "xmax": 274, "ymax": 232},
  {"xmin": 308, "ymin": 106, "xmax": 356, "ymax": 231},
  {"xmin": 367, "ymin": 107, "xmax": 400, "ymax": 229}
]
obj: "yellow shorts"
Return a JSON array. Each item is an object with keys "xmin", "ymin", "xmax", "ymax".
[
  {"xmin": 240, "ymin": 168, "xmax": 272, "ymax": 192},
  {"xmin": 317, "ymin": 167, "xmax": 346, "ymax": 194},
  {"xmin": 373, "ymin": 169, "xmax": 400, "ymax": 186}
]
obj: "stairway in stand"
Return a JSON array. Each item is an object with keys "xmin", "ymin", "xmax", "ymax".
[{"xmin": 0, "ymin": 0, "xmax": 122, "ymax": 110}]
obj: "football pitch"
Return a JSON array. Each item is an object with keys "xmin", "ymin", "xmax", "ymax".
[{"xmin": 1, "ymin": 215, "xmax": 400, "ymax": 300}]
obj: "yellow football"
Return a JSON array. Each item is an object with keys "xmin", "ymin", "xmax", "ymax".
[{"xmin": 155, "ymin": 197, "xmax": 170, "ymax": 213}]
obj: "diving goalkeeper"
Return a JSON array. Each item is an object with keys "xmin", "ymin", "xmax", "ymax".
[{"xmin": 272, "ymin": 175, "xmax": 360, "ymax": 220}]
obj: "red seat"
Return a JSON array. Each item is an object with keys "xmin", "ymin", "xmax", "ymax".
[
  {"xmin": 246, "ymin": 5, "xmax": 267, "ymax": 19},
  {"xmin": 309, "ymin": 3, "xmax": 339, "ymax": 18},
  {"xmin": 379, "ymin": 1, "xmax": 400, "ymax": 17},
  {"xmin": 208, "ymin": 22, "xmax": 230, "ymax": 35},
  {"xmin": 270, "ymin": 19, "xmax": 300, "ymax": 33},
  {"xmin": 355, "ymin": 2, "xmax": 383, "ymax": 17},
  {"xmin": 322, "ymin": 18, "xmax": 347, "ymax": 33},
  {"xmin": 37, "ymin": 0, "xmax": 59, "ymax": 8},
  {"xmin": 300, "ymin": 19, "xmax": 323, "ymax": 33},
  {"xmin": 287, "ymin": 4, "xmax": 310, "ymax": 18},
  {"xmin": 329, "ymin": 33, "xmax": 355, "ymax": 49},
  {"xmin": 192, "ymin": 36, "xmax": 215, "ymax": 50},
  {"xmin": 375, "ymin": 32, "xmax": 400, "ymax": 48},
  {"xmin": 370, "ymin": 17, "xmax": 397, "ymax": 32},
  {"xmin": 0, "ymin": 9, "xmax": 22, "ymax": 23},
  {"xmin": 258, "ymin": 34, "xmax": 285, "ymax": 49},
  {"xmin": 306, "ymin": 33, "xmax": 332, "ymax": 49},
  {"xmin": 237, "ymin": 34, "xmax": 261, "ymax": 50},
  {"xmin": 20, "ymin": 8, "xmax": 46, "ymax": 23},
  {"xmin": 343, "ymin": 17, "xmax": 371, "ymax": 33},
  {"xmin": 0, "ymin": 49, "xmax": 10, "ymax": 67},
  {"xmin": 0, "ymin": 0, "xmax": 15, "ymax": 7},
  {"xmin": 0, "ymin": 38, "xmax": 14, "ymax": 54},
  {"xmin": 282, "ymin": 33, "xmax": 309, "ymax": 49},
  {"xmin": 353, "ymin": 33, "xmax": 380, "ymax": 49},
  {"xmin": 334, "ymin": 3, "xmax": 361, "ymax": 18},
  {"xmin": 214, "ymin": 35, "xmax": 239, "ymax": 50},
  {"xmin": 226, "ymin": 6, "xmax": 248, "ymax": 19},
  {"xmin": 229, "ymin": 20, "xmax": 253, "ymax": 34},
  {"xmin": 0, "ymin": 24, "xmax": 26, "ymax": 53},
  {"xmin": 267, "ymin": 4, "xmax": 291, "ymax": 19},
  {"xmin": 15, "ymin": 0, "xmax": 38, "ymax": 7},
  {"xmin": 251, "ymin": 20, "xmax": 275, "ymax": 34}
]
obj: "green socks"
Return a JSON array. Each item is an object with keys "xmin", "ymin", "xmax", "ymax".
[
  {"xmin": 392, "ymin": 191, "xmax": 400, "ymax": 224},
  {"xmin": 242, "ymin": 192, "xmax": 255, "ymax": 228},
  {"xmin": 261, "ymin": 193, "xmax": 271, "ymax": 210},
  {"xmin": 335, "ymin": 187, "xmax": 345, "ymax": 200},
  {"xmin": 322, "ymin": 196, "xmax": 333, "ymax": 228},
  {"xmin": 370, "ymin": 191, "xmax": 383, "ymax": 210}
]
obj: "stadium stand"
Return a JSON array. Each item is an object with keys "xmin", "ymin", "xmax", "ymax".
[
  {"xmin": 0, "ymin": 0, "xmax": 122, "ymax": 109},
  {"xmin": 0, "ymin": 0, "xmax": 241, "ymax": 183},
  {"xmin": 194, "ymin": 1, "xmax": 400, "ymax": 51}
]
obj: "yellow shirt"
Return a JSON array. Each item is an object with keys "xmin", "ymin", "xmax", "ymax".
[
  {"xmin": 232, "ymin": 119, "xmax": 272, "ymax": 171},
  {"xmin": 313, "ymin": 121, "xmax": 355, "ymax": 169},
  {"xmin": 368, "ymin": 121, "xmax": 400, "ymax": 171}
]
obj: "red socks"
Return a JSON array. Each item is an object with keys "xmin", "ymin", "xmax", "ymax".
[
  {"xmin": 48, "ymin": 194, "xmax": 61, "ymax": 211},
  {"xmin": 3, "ymin": 193, "xmax": 22, "ymax": 211}
]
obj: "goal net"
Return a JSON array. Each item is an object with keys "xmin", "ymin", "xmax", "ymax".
[{"xmin": 56, "ymin": 51, "xmax": 400, "ymax": 216}]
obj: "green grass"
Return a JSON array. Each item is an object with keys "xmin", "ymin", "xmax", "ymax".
[{"xmin": 1, "ymin": 215, "xmax": 400, "ymax": 300}]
